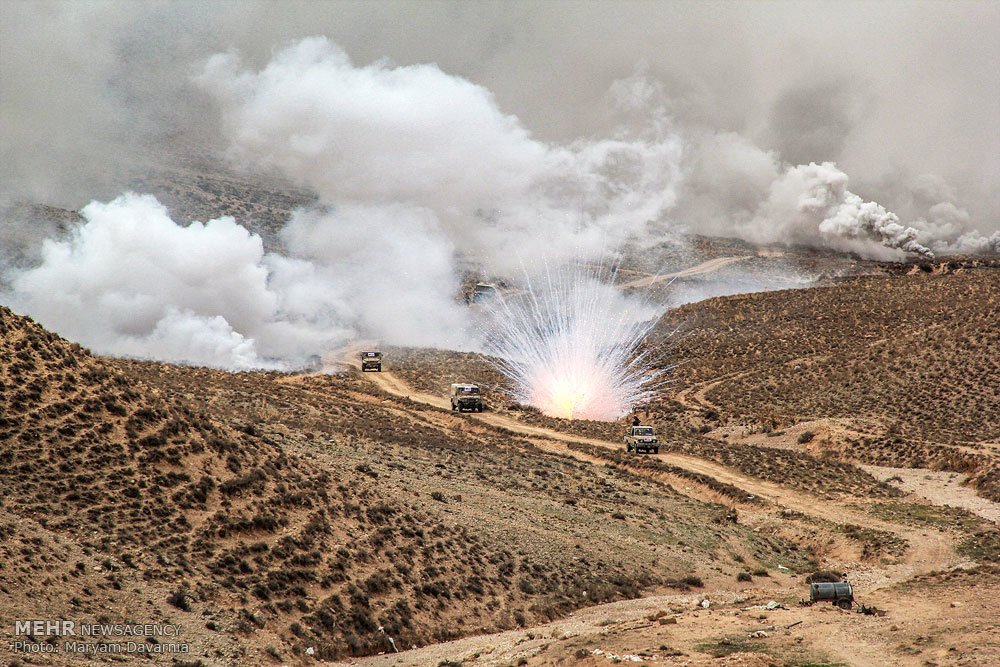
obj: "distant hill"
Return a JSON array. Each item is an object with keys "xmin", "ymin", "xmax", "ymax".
[{"xmin": 655, "ymin": 259, "xmax": 1000, "ymax": 501}]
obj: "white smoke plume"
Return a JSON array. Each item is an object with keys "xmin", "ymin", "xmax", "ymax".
[
  {"xmin": 4, "ymin": 193, "xmax": 478, "ymax": 368},
  {"xmin": 4, "ymin": 31, "xmax": 998, "ymax": 371},
  {"xmin": 195, "ymin": 37, "xmax": 683, "ymax": 272},
  {"xmin": 273, "ymin": 203, "xmax": 470, "ymax": 350},
  {"xmin": 746, "ymin": 161, "xmax": 931, "ymax": 259},
  {"xmin": 5, "ymin": 2, "xmax": 999, "ymax": 238},
  {"xmin": 4, "ymin": 38, "xmax": 685, "ymax": 369},
  {"xmin": 906, "ymin": 199, "xmax": 1000, "ymax": 256},
  {"xmin": 8, "ymin": 194, "xmax": 297, "ymax": 368},
  {"xmin": 671, "ymin": 126, "xmax": 999, "ymax": 260}
]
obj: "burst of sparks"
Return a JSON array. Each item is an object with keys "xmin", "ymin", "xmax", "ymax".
[{"xmin": 479, "ymin": 261, "xmax": 666, "ymax": 421}]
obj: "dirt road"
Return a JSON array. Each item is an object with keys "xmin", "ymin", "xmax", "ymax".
[
  {"xmin": 619, "ymin": 256, "xmax": 751, "ymax": 289},
  {"xmin": 325, "ymin": 358, "xmax": 968, "ymax": 667},
  {"xmin": 349, "ymin": 359, "xmax": 955, "ymax": 575}
]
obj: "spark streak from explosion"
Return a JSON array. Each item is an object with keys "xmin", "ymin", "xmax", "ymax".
[{"xmin": 479, "ymin": 262, "xmax": 665, "ymax": 421}]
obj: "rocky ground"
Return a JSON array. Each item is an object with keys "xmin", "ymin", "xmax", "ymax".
[{"xmin": 1, "ymin": 249, "xmax": 999, "ymax": 665}]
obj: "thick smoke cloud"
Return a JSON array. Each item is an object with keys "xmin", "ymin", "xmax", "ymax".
[
  {"xmin": 274, "ymin": 203, "xmax": 469, "ymax": 350},
  {"xmin": 746, "ymin": 161, "xmax": 929, "ymax": 259},
  {"xmin": 5, "ymin": 193, "xmax": 476, "ymax": 368},
  {"xmin": 5, "ymin": 38, "xmax": 685, "ymax": 368},
  {"xmin": 869, "ymin": 173, "xmax": 1000, "ymax": 255},
  {"xmin": 672, "ymin": 127, "xmax": 996, "ymax": 259},
  {"xmin": 6, "ymin": 2, "xmax": 997, "ymax": 241},
  {"xmin": 2, "ymin": 4, "xmax": 999, "ymax": 368},
  {"xmin": 195, "ymin": 37, "xmax": 682, "ymax": 271},
  {"xmin": 9, "ymin": 194, "xmax": 282, "ymax": 368}
]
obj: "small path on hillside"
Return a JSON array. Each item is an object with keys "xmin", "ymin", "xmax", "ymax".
[
  {"xmin": 864, "ymin": 465, "xmax": 1000, "ymax": 525},
  {"xmin": 305, "ymin": 356, "xmax": 970, "ymax": 667},
  {"xmin": 346, "ymin": 359, "xmax": 955, "ymax": 580},
  {"xmin": 674, "ymin": 373, "xmax": 743, "ymax": 412},
  {"xmin": 619, "ymin": 256, "xmax": 751, "ymax": 288}
]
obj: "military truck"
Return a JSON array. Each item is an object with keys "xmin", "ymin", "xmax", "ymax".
[
  {"xmin": 361, "ymin": 351, "xmax": 382, "ymax": 372},
  {"xmin": 624, "ymin": 425, "xmax": 659, "ymax": 454},
  {"xmin": 470, "ymin": 283, "xmax": 497, "ymax": 304},
  {"xmin": 450, "ymin": 383, "xmax": 484, "ymax": 412}
]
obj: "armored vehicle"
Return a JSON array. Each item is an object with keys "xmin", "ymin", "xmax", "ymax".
[
  {"xmin": 361, "ymin": 351, "xmax": 382, "ymax": 372},
  {"xmin": 624, "ymin": 425, "xmax": 659, "ymax": 454},
  {"xmin": 450, "ymin": 383, "xmax": 484, "ymax": 412}
]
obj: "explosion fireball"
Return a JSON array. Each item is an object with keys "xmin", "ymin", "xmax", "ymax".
[{"xmin": 480, "ymin": 263, "xmax": 664, "ymax": 421}]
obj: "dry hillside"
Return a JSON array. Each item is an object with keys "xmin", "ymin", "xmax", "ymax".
[
  {"xmin": 1, "ymin": 305, "xmax": 820, "ymax": 665},
  {"xmin": 2, "ymin": 257, "xmax": 1000, "ymax": 666},
  {"xmin": 650, "ymin": 260, "xmax": 1000, "ymax": 503}
]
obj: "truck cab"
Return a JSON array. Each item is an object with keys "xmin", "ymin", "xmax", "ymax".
[
  {"xmin": 450, "ymin": 383, "xmax": 484, "ymax": 412},
  {"xmin": 361, "ymin": 351, "xmax": 382, "ymax": 372},
  {"xmin": 470, "ymin": 283, "xmax": 497, "ymax": 304},
  {"xmin": 624, "ymin": 425, "xmax": 659, "ymax": 454}
]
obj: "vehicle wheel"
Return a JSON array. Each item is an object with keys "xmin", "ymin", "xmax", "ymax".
[
  {"xmin": 376, "ymin": 365, "xmax": 381, "ymax": 372},
  {"xmin": 837, "ymin": 600, "xmax": 853, "ymax": 610},
  {"xmin": 653, "ymin": 447, "xmax": 659, "ymax": 454}
]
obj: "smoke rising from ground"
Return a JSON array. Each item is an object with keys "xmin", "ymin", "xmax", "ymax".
[
  {"xmin": 9, "ymin": 194, "xmax": 288, "ymax": 368},
  {"xmin": 5, "ymin": 193, "xmax": 476, "ymax": 368},
  {"xmin": 2, "ymin": 4, "xmax": 999, "ymax": 368},
  {"xmin": 4, "ymin": 2, "xmax": 997, "ymax": 236},
  {"xmin": 5, "ymin": 38, "xmax": 685, "ymax": 367},
  {"xmin": 196, "ymin": 37, "xmax": 682, "ymax": 271},
  {"xmin": 672, "ymin": 130, "xmax": 997, "ymax": 260}
]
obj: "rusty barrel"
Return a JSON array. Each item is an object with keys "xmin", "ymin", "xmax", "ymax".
[{"xmin": 809, "ymin": 581, "xmax": 853, "ymax": 602}]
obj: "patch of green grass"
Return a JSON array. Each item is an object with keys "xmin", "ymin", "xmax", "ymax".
[
  {"xmin": 868, "ymin": 502, "xmax": 984, "ymax": 532},
  {"xmin": 694, "ymin": 635, "xmax": 766, "ymax": 658},
  {"xmin": 836, "ymin": 523, "xmax": 908, "ymax": 559},
  {"xmin": 957, "ymin": 529, "xmax": 1000, "ymax": 563}
]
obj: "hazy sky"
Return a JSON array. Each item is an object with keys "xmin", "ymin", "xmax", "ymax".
[
  {"xmin": 2, "ymin": 0, "xmax": 998, "ymax": 223},
  {"xmin": 2, "ymin": 1, "xmax": 998, "ymax": 369}
]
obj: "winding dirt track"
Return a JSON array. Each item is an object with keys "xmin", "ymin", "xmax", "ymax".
[
  {"xmin": 619, "ymin": 256, "xmax": 751, "ymax": 289},
  {"xmin": 345, "ymin": 356, "xmax": 954, "ymax": 578},
  {"xmin": 324, "ymin": 355, "xmax": 964, "ymax": 667}
]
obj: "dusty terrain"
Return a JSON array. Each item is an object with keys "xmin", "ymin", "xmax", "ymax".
[{"xmin": 1, "ymin": 256, "xmax": 999, "ymax": 666}]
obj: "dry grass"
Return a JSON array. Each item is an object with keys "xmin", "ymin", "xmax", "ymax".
[
  {"xmin": 1, "ymin": 305, "xmax": 810, "ymax": 661},
  {"xmin": 648, "ymin": 262, "xmax": 1000, "ymax": 502}
]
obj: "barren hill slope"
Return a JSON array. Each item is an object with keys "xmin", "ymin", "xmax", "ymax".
[
  {"xmin": 648, "ymin": 261, "xmax": 1000, "ymax": 504},
  {"xmin": 340, "ymin": 264, "xmax": 1000, "ymax": 666},
  {"xmin": 1, "ymin": 306, "xmax": 821, "ymax": 664},
  {"xmin": 3, "ymin": 262, "xmax": 1000, "ymax": 665}
]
